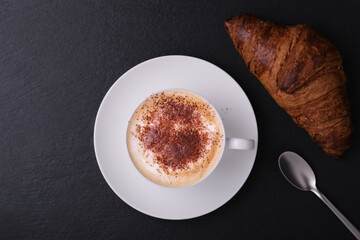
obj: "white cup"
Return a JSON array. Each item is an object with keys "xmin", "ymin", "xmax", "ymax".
[{"xmin": 127, "ymin": 89, "xmax": 255, "ymax": 188}]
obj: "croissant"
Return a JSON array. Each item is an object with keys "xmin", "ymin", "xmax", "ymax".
[{"xmin": 225, "ymin": 14, "xmax": 352, "ymax": 158}]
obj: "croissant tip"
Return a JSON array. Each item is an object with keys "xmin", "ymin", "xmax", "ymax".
[
  {"xmin": 323, "ymin": 147, "xmax": 350, "ymax": 158},
  {"xmin": 224, "ymin": 14, "xmax": 253, "ymax": 33},
  {"xmin": 224, "ymin": 19, "xmax": 233, "ymax": 33}
]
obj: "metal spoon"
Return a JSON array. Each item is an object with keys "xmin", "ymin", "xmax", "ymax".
[{"xmin": 278, "ymin": 151, "xmax": 360, "ymax": 239}]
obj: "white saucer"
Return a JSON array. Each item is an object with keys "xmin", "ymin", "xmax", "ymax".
[{"xmin": 94, "ymin": 55, "xmax": 258, "ymax": 220}]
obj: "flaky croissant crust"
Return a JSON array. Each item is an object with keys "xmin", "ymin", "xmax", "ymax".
[{"xmin": 225, "ymin": 14, "xmax": 352, "ymax": 157}]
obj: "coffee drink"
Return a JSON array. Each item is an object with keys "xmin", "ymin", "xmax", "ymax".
[{"xmin": 126, "ymin": 90, "xmax": 224, "ymax": 187}]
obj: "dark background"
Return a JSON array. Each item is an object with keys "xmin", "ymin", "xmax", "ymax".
[{"xmin": 1, "ymin": 0, "xmax": 359, "ymax": 239}]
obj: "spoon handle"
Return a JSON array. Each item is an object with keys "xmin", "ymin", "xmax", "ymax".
[{"xmin": 312, "ymin": 188, "xmax": 360, "ymax": 239}]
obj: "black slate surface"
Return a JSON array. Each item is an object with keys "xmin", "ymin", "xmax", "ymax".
[{"xmin": 1, "ymin": 0, "xmax": 360, "ymax": 239}]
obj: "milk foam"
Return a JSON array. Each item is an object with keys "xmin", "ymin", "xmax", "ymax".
[{"xmin": 126, "ymin": 90, "xmax": 224, "ymax": 187}]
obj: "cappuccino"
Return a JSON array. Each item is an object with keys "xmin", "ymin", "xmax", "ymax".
[{"xmin": 126, "ymin": 90, "xmax": 224, "ymax": 187}]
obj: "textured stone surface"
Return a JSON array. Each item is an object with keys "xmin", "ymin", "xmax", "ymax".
[{"xmin": 1, "ymin": 0, "xmax": 359, "ymax": 239}]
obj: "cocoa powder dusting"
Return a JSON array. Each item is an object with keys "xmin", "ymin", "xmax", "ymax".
[{"xmin": 134, "ymin": 92, "xmax": 217, "ymax": 172}]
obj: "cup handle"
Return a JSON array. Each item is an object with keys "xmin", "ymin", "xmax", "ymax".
[{"xmin": 226, "ymin": 138, "xmax": 255, "ymax": 150}]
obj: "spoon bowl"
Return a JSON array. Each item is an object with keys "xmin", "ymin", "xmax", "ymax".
[{"xmin": 278, "ymin": 151, "xmax": 316, "ymax": 191}]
